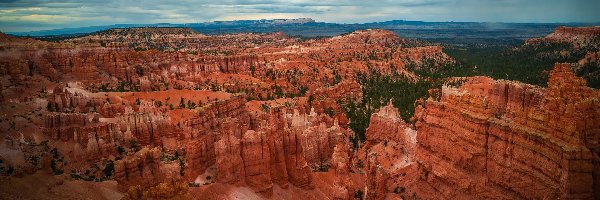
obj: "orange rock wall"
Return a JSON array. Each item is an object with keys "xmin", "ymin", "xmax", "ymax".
[
  {"xmin": 114, "ymin": 148, "xmax": 165, "ymax": 192},
  {"xmin": 412, "ymin": 64, "xmax": 600, "ymax": 199}
]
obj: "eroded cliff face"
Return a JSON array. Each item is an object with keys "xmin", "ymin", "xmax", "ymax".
[
  {"xmin": 29, "ymin": 80, "xmax": 347, "ymax": 198},
  {"xmin": 301, "ymin": 120, "xmax": 348, "ymax": 170},
  {"xmin": 214, "ymin": 121, "xmax": 245, "ymax": 185},
  {"xmin": 114, "ymin": 147, "xmax": 165, "ymax": 191},
  {"xmin": 265, "ymin": 108, "xmax": 316, "ymax": 189},
  {"xmin": 206, "ymin": 107, "xmax": 351, "ymax": 196},
  {"xmin": 182, "ymin": 94, "xmax": 250, "ymax": 179},
  {"xmin": 409, "ymin": 63, "xmax": 600, "ymax": 199},
  {"xmin": 527, "ymin": 26, "xmax": 600, "ymax": 49},
  {"xmin": 241, "ymin": 130, "xmax": 273, "ymax": 194},
  {"xmin": 350, "ymin": 102, "xmax": 417, "ymax": 200}
]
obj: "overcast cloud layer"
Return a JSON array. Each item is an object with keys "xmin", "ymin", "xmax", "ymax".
[{"xmin": 1, "ymin": 0, "xmax": 599, "ymax": 32}]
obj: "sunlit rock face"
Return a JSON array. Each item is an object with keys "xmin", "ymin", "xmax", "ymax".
[
  {"xmin": 351, "ymin": 102, "xmax": 417, "ymax": 199},
  {"xmin": 241, "ymin": 130, "xmax": 273, "ymax": 194},
  {"xmin": 409, "ymin": 63, "xmax": 600, "ymax": 199}
]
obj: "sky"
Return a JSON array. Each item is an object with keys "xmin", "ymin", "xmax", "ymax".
[{"xmin": 1, "ymin": 0, "xmax": 599, "ymax": 32}]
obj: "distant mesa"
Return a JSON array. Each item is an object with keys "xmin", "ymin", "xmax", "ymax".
[{"xmin": 271, "ymin": 18, "xmax": 316, "ymax": 24}]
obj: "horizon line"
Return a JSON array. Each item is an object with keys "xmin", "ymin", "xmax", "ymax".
[{"xmin": 6, "ymin": 18, "xmax": 600, "ymax": 36}]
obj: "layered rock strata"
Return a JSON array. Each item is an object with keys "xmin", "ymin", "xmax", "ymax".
[
  {"xmin": 411, "ymin": 63, "xmax": 600, "ymax": 199},
  {"xmin": 183, "ymin": 95, "xmax": 250, "ymax": 180},
  {"xmin": 355, "ymin": 102, "xmax": 417, "ymax": 199},
  {"xmin": 114, "ymin": 147, "xmax": 165, "ymax": 192},
  {"xmin": 241, "ymin": 130, "xmax": 273, "ymax": 194},
  {"xmin": 211, "ymin": 108, "xmax": 323, "ymax": 195},
  {"xmin": 301, "ymin": 120, "xmax": 348, "ymax": 169},
  {"xmin": 215, "ymin": 125, "xmax": 245, "ymax": 185}
]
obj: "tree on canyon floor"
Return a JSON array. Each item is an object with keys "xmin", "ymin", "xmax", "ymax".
[
  {"xmin": 102, "ymin": 160, "xmax": 114, "ymax": 178},
  {"xmin": 355, "ymin": 190, "xmax": 364, "ymax": 200},
  {"xmin": 179, "ymin": 158, "xmax": 185, "ymax": 176}
]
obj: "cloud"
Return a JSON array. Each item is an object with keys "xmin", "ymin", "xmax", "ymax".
[{"xmin": 0, "ymin": 0, "xmax": 599, "ymax": 32}]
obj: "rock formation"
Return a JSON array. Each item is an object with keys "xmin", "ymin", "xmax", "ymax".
[
  {"xmin": 331, "ymin": 144, "xmax": 351, "ymax": 200},
  {"xmin": 364, "ymin": 101, "xmax": 415, "ymax": 150},
  {"xmin": 410, "ymin": 63, "xmax": 600, "ymax": 199},
  {"xmin": 241, "ymin": 130, "xmax": 273, "ymax": 195},
  {"xmin": 354, "ymin": 102, "xmax": 417, "ymax": 199},
  {"xmin": 122, "ymin": 179, "xmax": 190, "ymax": 200},
  {"xmin": 281, "ymin": 125, "xmax": 314, "ymax": 189},
  {"xmin": 234, "ymin": 108, "xmax": 314, "ymax": 187},
  {"xmin": 207, "ymin": 108, "xmax": 327, "ymax": 195},
  {"xmin": 114, "ymin": 147, "xmax": 165, "ymax": 192},
  {"xmin": 527, "ymin": 26, "xmax": 600, "ymax": 49},
  {"xmin": 214, "ymin": 123, "xmax": 245, "ymax": 185}
]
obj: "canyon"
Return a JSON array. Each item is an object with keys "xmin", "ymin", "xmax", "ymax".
[{"xmin": 0, "ymin": 26, "xmax": 598, "ymax": 200}]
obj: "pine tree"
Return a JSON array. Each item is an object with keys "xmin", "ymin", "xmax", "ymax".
[{"xmin": 179, "ymin": 97, "xmax": 185, "ymax": 108}]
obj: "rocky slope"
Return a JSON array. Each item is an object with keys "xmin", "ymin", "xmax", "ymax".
[
  {"xmin": 527, "ymin": 26, "xmax": 600, "ymax": 49},
  {"xmin": 524, "ymin": 26, "xmax": 600, "ymax": 88}
]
